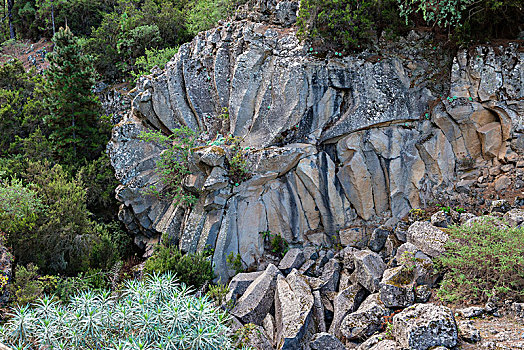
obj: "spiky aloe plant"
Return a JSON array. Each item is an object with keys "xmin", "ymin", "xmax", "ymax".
[{"xmin": 0, "ymin": 273, "xmax": 246, "ymax": 350}]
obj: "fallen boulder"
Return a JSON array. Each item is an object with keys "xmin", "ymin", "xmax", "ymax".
[{"xmin": 354, "ymin": 250, "xmax": 386, "ymax": 293}]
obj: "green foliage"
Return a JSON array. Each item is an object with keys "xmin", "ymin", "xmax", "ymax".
[
  {"xmin": 227, "ymin": 252, "xmax": 244, "ymax": 274},
  {"xmin": 297, "ymin": 0, "xmax": 406, "ymax": 50},
  {"xmin": 143, "ymin": 245, "xmax": 214, "ymax": 289},
  {"xmin": 0, "ymin": 177, "xmax": 43, "ymax": 234},
  {"xmin": 261, "ymin": 231, "xmax": 288, "ymax": 257},
  {"xmin": 90, "ymin": 221, "xmax": 133, "ymax": 271},
  {"xmin": 436, "ymin": 217, "xmax": 524, "ymax": 304},
  {"xmin": 140, "ymin": 128, "xmax": 198, "ymax": 205},
  {"xmin": 207, "ymin": 282, "xmax": 230, "ymax": 305},
  {"xmin": 6, "ymin": 264, "xmax": 58, "ymax": 306},
  {"xmin": 133, "ymin": 46, "xmax": 179, "ymax": 80},
  {"xmin": 45, "ymin": 26, "xmax": 106, "ymax": 166},
  {"xmin": 187, "ymin": 0, "xmax": 247, "ymax": 35},
  {"xmin": 0, "ymin": 273, "xmax": 236, "ymax": 349}
]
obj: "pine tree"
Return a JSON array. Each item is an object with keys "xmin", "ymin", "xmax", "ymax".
[{"xmin": 44, "ymin": 26, "xmax": 103, "ymax": 166}]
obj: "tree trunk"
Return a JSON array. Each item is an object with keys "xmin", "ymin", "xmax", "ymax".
[
  {"xmin": 7, "ymin": 0, "xmax": 15, "ymax": 39},
  {"xmin": 51, "ymin": 0, "xmax": 56, "ymax": 36}
]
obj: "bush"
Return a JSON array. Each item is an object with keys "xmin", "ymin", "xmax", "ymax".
[
  {"xmin": 139, "ymin": 128, "xmax": 197, "ymax": 205},
  {"xmin": 297, "ymin": 0, "xmax": 406, "ymax": 50},
  {"xmin": 144, "ymin": 245, "xmax": 214, "ymax": 289},
  {"xmin": 6, "ymin": 264, "xmax": 57, "ymax": 306},
  {"xmin": 187, "ymin": 0, "xmax": 247, "ymax": 35},
  {"xmin": 436, "ymin": 217, "xmax": 524, "ymax": 304},
  {"xmin": 133, "ymin": 46, "xmax": 179, "ymax": 80},
  {"xmin": 0, "ymin": 273, "xmax": 235, "ymax": 349},
  {"xmin": 0, "ymin": 177, "xmax": 43, "ymax": 235}
]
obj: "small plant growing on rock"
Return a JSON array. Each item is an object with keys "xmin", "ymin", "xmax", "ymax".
[
  {"xmin": 226, "ymin": 252, "xmax": 244, "ymax": 274},
  {"xmin": 139, "ymin": 127, "xmax": 197, "ymax": 206}
]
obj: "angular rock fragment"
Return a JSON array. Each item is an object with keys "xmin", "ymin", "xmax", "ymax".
[
  {"xmin": 340, "ymin": 294, "xmax": 388, "ymax": 340},
  {"xmin": 320, "ymin": 258, "xmax": 341, "ymax": 293},
  {"xmin": 503, "ymin": 208, "xmax": 524, "ymax": 227},
  {"xmin": 274, "ymin": 270, "xmax": 315, "ymax": 349},
  {"xmin": 354, "ymin": 250, "xmax": 386, "ymax": 293},
  {"xmin": 225, "ymin": 271, "xmax": 264, "ymax": 305},
  {"xmin": 392, "ymin": 304, "xmax": 458, "ymax": 350},
  {"xmin": 231, "ymin": 264, "xmax": 282, "ymax": 325},
  {"xmin": 278, "ymin": 248, "xmax": 306, "ymax": 275},
  {"xmin": 310, "ymin": 332, "xmax": 346, "ymax": 350},
  {"xmin": 330, "ymin": 284, "xmax": 368, "ymax": 338},
  {"xmin": 368, "ymin": 227, "xmax": 391, "ymax": 252},
  {"xmin": 407, "ymin": 221, "xmax": 448, "ymax": 257},
  {"xmin": 456, "ymin": 306, "xmax": 485, "ymax": 318},
  {"xmin": 458, "ymin": 320, "xmax": 481, "ymax": 343},
  {"xmin": 379, "ymin": 266, "xmax": 415, "ymax": 308}
]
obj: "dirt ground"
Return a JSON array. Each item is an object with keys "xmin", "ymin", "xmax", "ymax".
[
  {"xmin": 0, "ymin": 38, "xmax": 52, "ymax": 71},
  {"xmin": 457, "ymin": 312, "xmax": 524, "ymax": 349}
]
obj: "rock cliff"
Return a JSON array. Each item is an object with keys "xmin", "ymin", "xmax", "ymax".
[{"xmin": 108, "ymin": 0, "xmax": 524, "ymax": 281}]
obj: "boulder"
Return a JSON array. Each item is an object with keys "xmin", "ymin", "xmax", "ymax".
[
  {"xmin": 339, "ymin": 227, "xmax": 368, "ymax": 249},
  {"xmin": 379, "ymin": 266, "xmax": 415, "ymax": 308},
  {"xmin": 414, "ymin": 285, "xmax": 431, "ymax": 303},
  {"xmin": 354, "ymin": 250, "xmax": 386, "ymax": 293},
  {"xmin": 406, "ymin": 221, "xmax": 448, "ymax": 258},
  {"xmin": 340, "ymin": 294, "xmax": 388, "ymax": 340},
  {"xmin": 225, "ymin": 271, "xmax": 264, "ymax": 305},
  {"xmin": 263, "ymin": 314, "xmax": 276, "ymax": 344},
  {"xmin": 490, "ymin": 199, "xmax": 511, "ymax": 213},
  {"xmin": 368, "ymin": 227, "xmax": 391, "ymax": 252},
  {"xmin": 431, "ymin": 211, "xmax": 453, "ymax": 228},
  {"xmin": 503, "ymin": 208, "xmax": 524, "ymax": 227},
  {"xmin": 240, "ymin": 324, "xmax": 274, "ymax": 350},
  {"xmin": 369, "ymin": 340, "xmax": 399, "ymax": 350},
  {"xmin": 278, "ymin": 248, "xmax": 306, "ymax": 275},
  {"xmin": 310, "ymin": 332, "xmax": 346, "ymax": 350},
  {"xmin": 320, "ymin": 258, "xmax": 341, "ymax": 293},
  {"xmin": 458, "ymin": 320, "xmax": 481, "ymax": 343},
  {"xmin": 329, "ymin": 284, "xmax": 368, "ymax": 338},
  {"xmin": 456, "ymin": 306, "xmax": 484, "ymax": 318},
  {"xmin": 274, "ymin": 270, "xmax": 315, "ymax": 349},
  {"xmin": 392, "ymin": 304, "xmax": 458, "ymax": 350},
  {"xmin": 231, "ymin": 264, "xmax": 282, "ymax": 325},
  {"xmin": 494, "ymin": 175, "xmax": 511, "ymax": 192}
]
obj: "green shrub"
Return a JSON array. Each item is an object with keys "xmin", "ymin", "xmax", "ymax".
[
  {"xmin": 436, "ymin": 217, "xmax": 524, "ymax": 304},
  {"xmin": 139, "ymin": 128, "xmax": 198, "ymax": 205},
  {"xmin": 0, "ymin": 273, "xmax": 236, "ymax": 349},
  {"xmin": 133, "ymin": 46, "xmax": 179, "ymax": 81},
  {"xmin": 187, "ymin": 0, "xmax": 248, "ymax": 35},
  {"xmin": 143, "ymin": 245, "xmax": 214, "ymax": 289},
  {"xmin": 297, "ymin": 0, "xmax": 405, "ymax": 50},
  {"xmin": 227, "ymin": 252, "xmax": 244, "ymax": 274},
  {"xmin": 0, "ymin": 177, "xmax": 43, "ymax": 235},
  {"xmin": 6, "ymin": 264, "xmax": 58, "ymax": 306}
]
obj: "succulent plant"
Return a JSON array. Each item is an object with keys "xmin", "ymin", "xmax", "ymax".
[{"xmin": 0, "ymin": 273, "xmax": 245, "ymax": 350}]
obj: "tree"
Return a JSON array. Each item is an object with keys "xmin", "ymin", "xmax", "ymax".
[
  {"xmin": 44, "ymin": 26, "xmax": 104, "ymax": 166},
  {"xmin": 7, "ymin": 0, "xmax": 15, "ymax": 38}
]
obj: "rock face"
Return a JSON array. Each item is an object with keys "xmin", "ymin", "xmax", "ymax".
[{"xmin": 108, "ymin": 0, "xmax": 524, "ymax": 278}]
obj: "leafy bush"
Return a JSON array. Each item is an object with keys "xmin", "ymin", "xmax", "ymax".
[
  {"xmin": 6, "ymin": 264, "xmax": 58, "ymax": 306},
  {"xmin": 133, "ymin": 46, "xmax": 179, "ymax": 80},
  {"xmin": 0, "ymin": 177, "xmax": 43, "ymax": 235},
  {"xmin": 436, "ymin": 217, "xmax": 524, "ymax": 304},
  {"xmin": 297, "ymin": 0, "xmax": 405, "ymax": 50},
  {"xmin": 140, "ymin": 128, "xmax": 197, "ymax": 205},
  {"xmin": 0, "ymin": 273, "xmax": 236, "ymax": 350},
  {"xmin": 143, "ymin": 245, "xmax": 214, "ymax": 289},
  {"xmin": 398, "ymin": 0, "xmax": 523, "ymax": 40},
  {"xmin": 187, "ymin": 0, "xmax": 247, "ymax": 35}
]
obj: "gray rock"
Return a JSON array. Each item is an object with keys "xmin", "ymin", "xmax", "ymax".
[
  {"xmin": 310, "ymin": 332, "xmax": 346, "ymax": 350},
  {"xmin": 278, "ymin": 248, "xmax": 306, "ymax": 274},
  {"xmin": 414, "ymin": 285, "xmax": 432, "ymax": 303},
  {"xmin": 379, "ymin": 266, "xmax": 415, "ymax": 308},
  {"xmin": 340, "ymin": 294, "xmax": 388, "ymax": 340},
  {"xmin": 490, "ymin": 199, "xmax": 511, "ymax": 213},
  {"xmin": 368, "ymin": 227, "xmax": 391, "ymax": 252},
  {"xmin": 231, "ymin": 264, "xmax": 282, "ymax": 325},
  {"xmin": 458, "ymin": 320, "xmax": 481, "ymax": 343},
  {"xmin": 226, "ymin": 271, "xmax": 264, "ymax": 305},
  {"xmin": 320, "ymin": 258, "xmax": 341, "ymax": 293},
  {"xmin": 330, "ymin": 284, "xmax": 369, "ymax": 338},
  {"xmin": 392, "ymin": 304, "xmax": 458, "ymax": 350},
  {"xmin": 240, "ymin": 324, "xmax": 274, "ymax": 350},
  {"xmin": 263, "ymin": 313, "xmax": 276, "ymax": 345},
  {"xmin": 407, "ymin": 221, "xmax": 448, "ymax": 258},
  {"xmin": 274, "ymin": 270, "xmax": 315, "ymax": 349},
  {"xmin": 369, "ymin": 340, "xmax": 398, "ymax": 350},
  {"xmin": 354, "ymin": 250, "xmax": 387, "ymax": 293},
  {"xmin": 503, "ymin": 209, "xmax": 524, "ymax": 227},
  {"xmin": 431, "ymin": 211, "xmax": 453, "ymax": 228},
  {"xmin": 358, "ymin": 334, "xmax": 383, "ymax": 350},
  {"xmin": 457, "ymin": 306, "xmax": 485, "ymax": 318}
]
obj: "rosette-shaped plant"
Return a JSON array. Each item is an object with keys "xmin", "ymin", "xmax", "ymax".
[{"xmin": 0, "ymin": 273, "xmax": 242, "ymax": 349}]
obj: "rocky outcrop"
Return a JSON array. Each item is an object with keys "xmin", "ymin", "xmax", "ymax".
[{"xmin": 108, "ymin": 0, "xmax": 524, "ymax": 279}]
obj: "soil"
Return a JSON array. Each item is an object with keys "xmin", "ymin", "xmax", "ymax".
[
  {"xmin": 0, "ymin": 38, "xmax": 52, "ymax": 71},
  {"xmin": 457, "ymin": 312, "xmax": 524, "ymax": 349}
]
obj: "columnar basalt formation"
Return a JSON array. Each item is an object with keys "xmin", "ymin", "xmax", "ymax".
[{"xmin": 108, "ymin": 0, "xmax": 524, "ymax": 281}]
